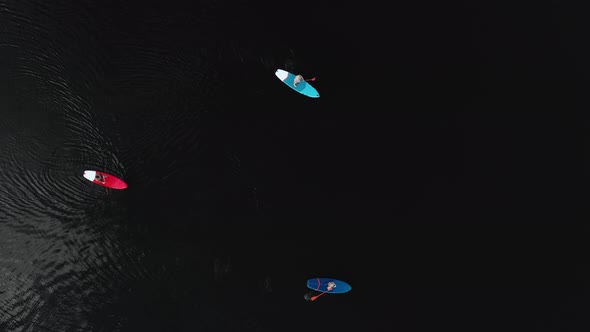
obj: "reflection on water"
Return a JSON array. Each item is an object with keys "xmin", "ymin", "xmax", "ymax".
[{"xmin": 0, "ymin": 0, "xmax": 270, "ymax": 330}]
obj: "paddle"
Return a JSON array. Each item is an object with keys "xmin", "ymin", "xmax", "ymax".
[
  {"xmin": 310, "ymin": 291, "xmax": 327, "ymax": 301},
  {"xmin": 310, "ymin": 285, "xmax": 334, "ymax": 301}
]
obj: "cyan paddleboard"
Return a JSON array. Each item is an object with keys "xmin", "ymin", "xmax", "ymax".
[{"xmin": 275, "ymin": 69, "xmax": 320, "ymax": 98}]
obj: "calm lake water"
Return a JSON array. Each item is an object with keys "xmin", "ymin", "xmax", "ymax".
[{"xmin": 0, "ymin": 1, "xmax": 585, "ymax": 331}]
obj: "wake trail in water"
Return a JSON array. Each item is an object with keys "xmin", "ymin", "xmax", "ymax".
[{"xmin": 0, "ymin": 2, "xmax": 151, "ymax": 331}]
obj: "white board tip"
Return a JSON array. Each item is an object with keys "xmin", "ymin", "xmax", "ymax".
[
  {"xmin": 275, "ymin": 69, "xmax": 288, "ymax": 81},
  {"xmin": 83, "ymin": 170, "xmax": 96, "ymax": 181}
]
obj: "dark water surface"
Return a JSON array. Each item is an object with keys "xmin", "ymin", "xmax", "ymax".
[{"xmin": 0, "ymin": 0, "xmax": 586, "ymax": 331}]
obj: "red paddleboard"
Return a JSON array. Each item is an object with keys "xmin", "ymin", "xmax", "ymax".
[{"xmin": 83, "ymin": 170, "xmax": 128, "ymax": 189}]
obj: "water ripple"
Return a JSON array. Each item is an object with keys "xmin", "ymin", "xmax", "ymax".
[
  {"xmin": 0, "ymin": 0, "xmax": 270, "ymax": 329},
  {"xmin": 0, "ymin": 1, "xmax": 151, "ymax": 330}
]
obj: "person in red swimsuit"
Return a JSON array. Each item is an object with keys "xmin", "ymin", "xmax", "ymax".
[{"xmin": 95, "ymin": 173, "xmax": 106, "ymax": 183}]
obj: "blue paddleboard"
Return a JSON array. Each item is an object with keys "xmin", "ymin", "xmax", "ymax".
[
  {"xmin": 306, "ymin": 278, "xmax": 352, "ymax": 294},
  {"xmin": 275, "ymin": 69, "xmax": 320, "ymax": 98}
]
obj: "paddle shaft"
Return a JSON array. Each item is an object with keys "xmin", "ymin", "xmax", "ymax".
[{"xmin": 311, "ymin": 289, "xmax": 332, "ymax": 301}]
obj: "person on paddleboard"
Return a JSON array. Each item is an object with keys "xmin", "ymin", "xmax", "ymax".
[
  {"xmin": 303, "ymin": 280, "xmax": 340, "ymax": 301},
  {"xmin": 95, "ymin": 173, "xmax": 106, "ymax": 183},
  {"xmin": 326, "ymin": 281, "xmax": 337, "ymax": 291},
  {"xmin": 293, "ymin": 74, "xmax": 304, "ymax": 87}
]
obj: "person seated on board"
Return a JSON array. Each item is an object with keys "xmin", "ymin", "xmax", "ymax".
[
  {"xmin": 95, "ymin": 173, "xmax": 106, "ymax": 183},
  {"xmin": 326, "ymin": 281, "xmax": 337, "ymax": 291},
  {"xmin": 293, "ymin": 74, "xmax": 305, "ymax": 87}
]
